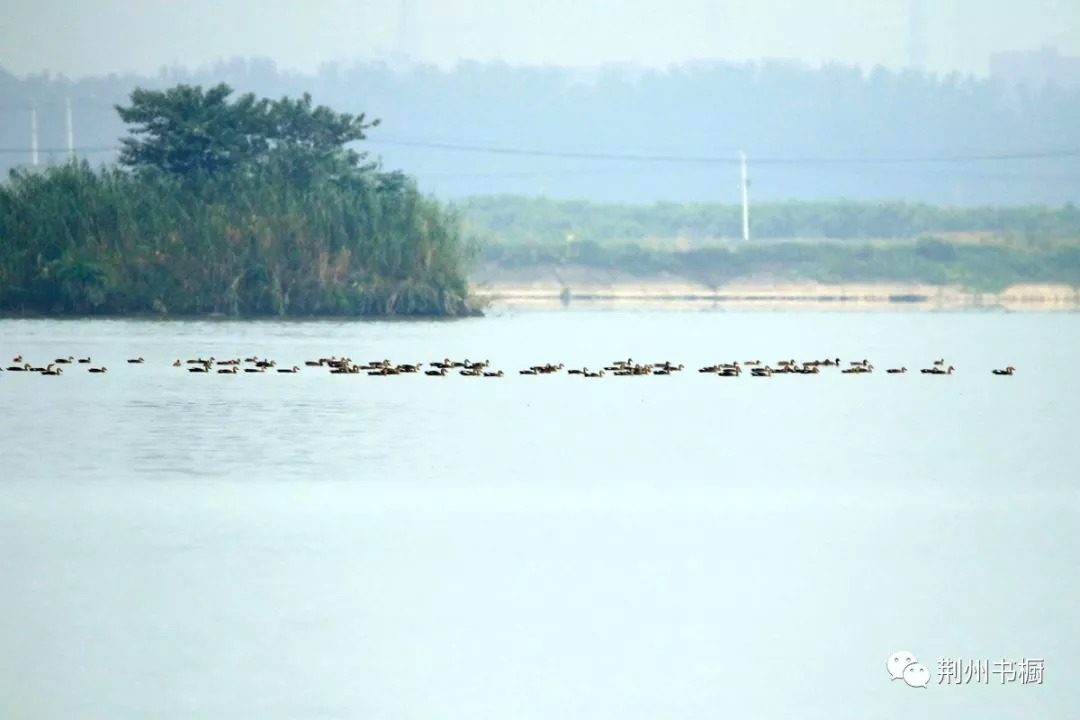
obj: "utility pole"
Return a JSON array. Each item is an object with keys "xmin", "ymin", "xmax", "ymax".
[
  {"xmin": 30, "ymin": 101, "xmax": 39, "ymax": 167},
  {"xmin": 65, "ymin": 98, "xmax": 75, "ymax": 162},
  {"xmin": 740, "ymin": 151, "xmax": 750, "ymax": 242}
]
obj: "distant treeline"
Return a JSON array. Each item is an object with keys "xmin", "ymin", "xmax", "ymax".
[
  {"xmin": 480, "ymin": 238, "xmax": 1080, "ymax": 294},
  {"xmin": 461, "ymin": 196, "xmax": 1080, "ymax": 245},
  {"xmin": 2, "ymin": 57, "xmax": 1078, "ymax": 204},
  {"xmin": 0, "ymin": 84, "xmax": 477, "ymax": 317}
]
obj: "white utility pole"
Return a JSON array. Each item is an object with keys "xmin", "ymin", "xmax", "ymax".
[
  {"xmin": 66, "ymin": 98, "xmax": 75, "ymax": 161},
  {"xmin": 30, "ymin": 102, "xmax": 40, "ymax": 167},
  {"xmin": 740, "ymin": 150, "xmax": 750, "ymax": 242}
]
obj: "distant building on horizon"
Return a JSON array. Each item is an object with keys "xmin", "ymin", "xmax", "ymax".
[{"xmin": 989, "ymin": 46, "xmax": 1080, "ymax": 90}]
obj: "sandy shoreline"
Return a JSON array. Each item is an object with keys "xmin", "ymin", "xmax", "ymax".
[{"xmin": 470, "ymin": 280, "xmax": 1080, "ymax": 311}]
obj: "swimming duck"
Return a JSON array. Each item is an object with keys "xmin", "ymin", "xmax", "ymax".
[
  {"xmin": 11, "ymin": 355, "xmax": 22, "ymax": 363},
  {"xmin": 277, "ymin": 366, "xmax": 300, "ymax": 373},
  {"xmin": 77, "ymin": 357, "xmax": 91, "ymax": 364},
  {"xmin": 172, "ymin": 359, "xmax": 182, "ymax": 367},
  {"xmin": 584, "ymin": 369, "xmax": 604, "ymax": 377},
  {"xmin": 127, "ymin": 357, "xmax": 145, "ymax": 364},
  {"xmin": 217, "ymin": 366, "xmax": 238, "ymax": 374},
  {"xmin": 992, "ymin": 366, "xmax": 1016, "ymax": 376},
  {"xmin": 483, "ymin": 370, "xmax": 504, "ymax": 377},
  {"xmin": 656, "ymin": 363, "xmax": 684, "ymax": 372},
  {"xmin": 886, "ymin": 367, "xmax": 907, "ymax": 374},
  {"xmin": 55, "ymin": 356, "xmax": 74, "ymax": 364},
  {"xmin": 424, "ymin": 367, "xmax": 448, "ymax": 376},
  {"xmin": 88, "ymin": 367, "xmax": 107, "ymax": 374},
  {"xmin": 6, "ymin": 363, "xmax": 30, "ymax": 372},
  {"xmin": 42, "ymin": 367, "xmax": 62, "ymax": 376},
  {"xmin": 921, "ymin": 365, "xmax": 955, "ymax": 375}
]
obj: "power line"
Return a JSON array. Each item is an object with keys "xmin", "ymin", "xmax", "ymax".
[
  {"xmin": 365, "ymin": 139, "xmax": 1080, "ymax": 165},
  {"xmin": 422, "ymin": 169, "xmax": 1080, "ymax": 182},
  {"xmin": 0, "ymin": 146, "xmax": 119, "ymax": 155},
  {"xmin": 0, "ymin": 101, "xmax": 121, "ymax": 112},
  {"xmin": 1, "ymin": 101, "xmax": 1078, "ymax": 165},
  {"xmin": 3, "ymin": 141, "xmax": 1080, "ymax": 167}
]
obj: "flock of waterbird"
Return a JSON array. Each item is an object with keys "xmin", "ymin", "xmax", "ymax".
[{"xmin": 2, "ymin": 353, "xmax": 1019, "ymax": 377}]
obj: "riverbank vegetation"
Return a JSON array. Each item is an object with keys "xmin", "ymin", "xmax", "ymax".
[
  {"xmin": 0, "ymin": 83, "xmax": 478, "ymax": 317},
  {"xmin": 477, "ymin": 239, "xmax": 1080, "ymax": 294},
  {"xmin": 461, "ymin": 195, "xmax": 1080, "ymax": 247},
  {"xmin": 462, "ymin": 195, "xmax": 1080, "ymax": 293}
]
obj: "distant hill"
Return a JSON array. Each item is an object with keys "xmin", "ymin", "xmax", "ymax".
[{"xmin": 2, "ymin": 57, "xmax": 1078, "ymax": 204}]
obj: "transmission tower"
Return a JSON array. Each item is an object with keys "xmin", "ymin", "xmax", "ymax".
[{"xmin": 908, "ymin": 0, "xmax": 928, "ymax": 71}]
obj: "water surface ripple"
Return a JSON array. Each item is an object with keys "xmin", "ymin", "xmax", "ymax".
[{"xmin": 0, "ymin": 310, "xmax": 1077, "ymax": 720}]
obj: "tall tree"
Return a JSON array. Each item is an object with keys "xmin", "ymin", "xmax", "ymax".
[
  {"xmin": 115, "ymin": 83, "xmax": 269, "ymax": 182},
  {"xmin": 114, "ymin": 83, "xmax": 380, "ymax": 185}
]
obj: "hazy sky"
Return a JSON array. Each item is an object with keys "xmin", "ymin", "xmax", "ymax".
[{"xmin": 2, "ymin": 0, "xmax": 1079, "ymax": 79}]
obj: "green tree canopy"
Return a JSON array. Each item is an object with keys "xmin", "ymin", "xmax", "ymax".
[{"xmin": 114, "ymin": 82, "xmax": 380, "ymax": 184}]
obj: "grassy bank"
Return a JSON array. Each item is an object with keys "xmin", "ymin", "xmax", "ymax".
[
  {"xmin": 460, "ymin": 195, "xmax": 1080, "ymax": 246},
  {"xmin": 474, "ymin": 237, "xmax": 1080, "ymax": 295},
  {"xmin": 0, "ymin": 84, "xmax": 478, "ymax": 317},
  {"xmin": 0, "ymin": 161, "xmax": 477, "ymax": 317}
]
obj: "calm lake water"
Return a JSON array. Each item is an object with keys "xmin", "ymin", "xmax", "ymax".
[{"xmin": 1, "ymin": 308, "xmax": 1077, "ymax": 720}]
